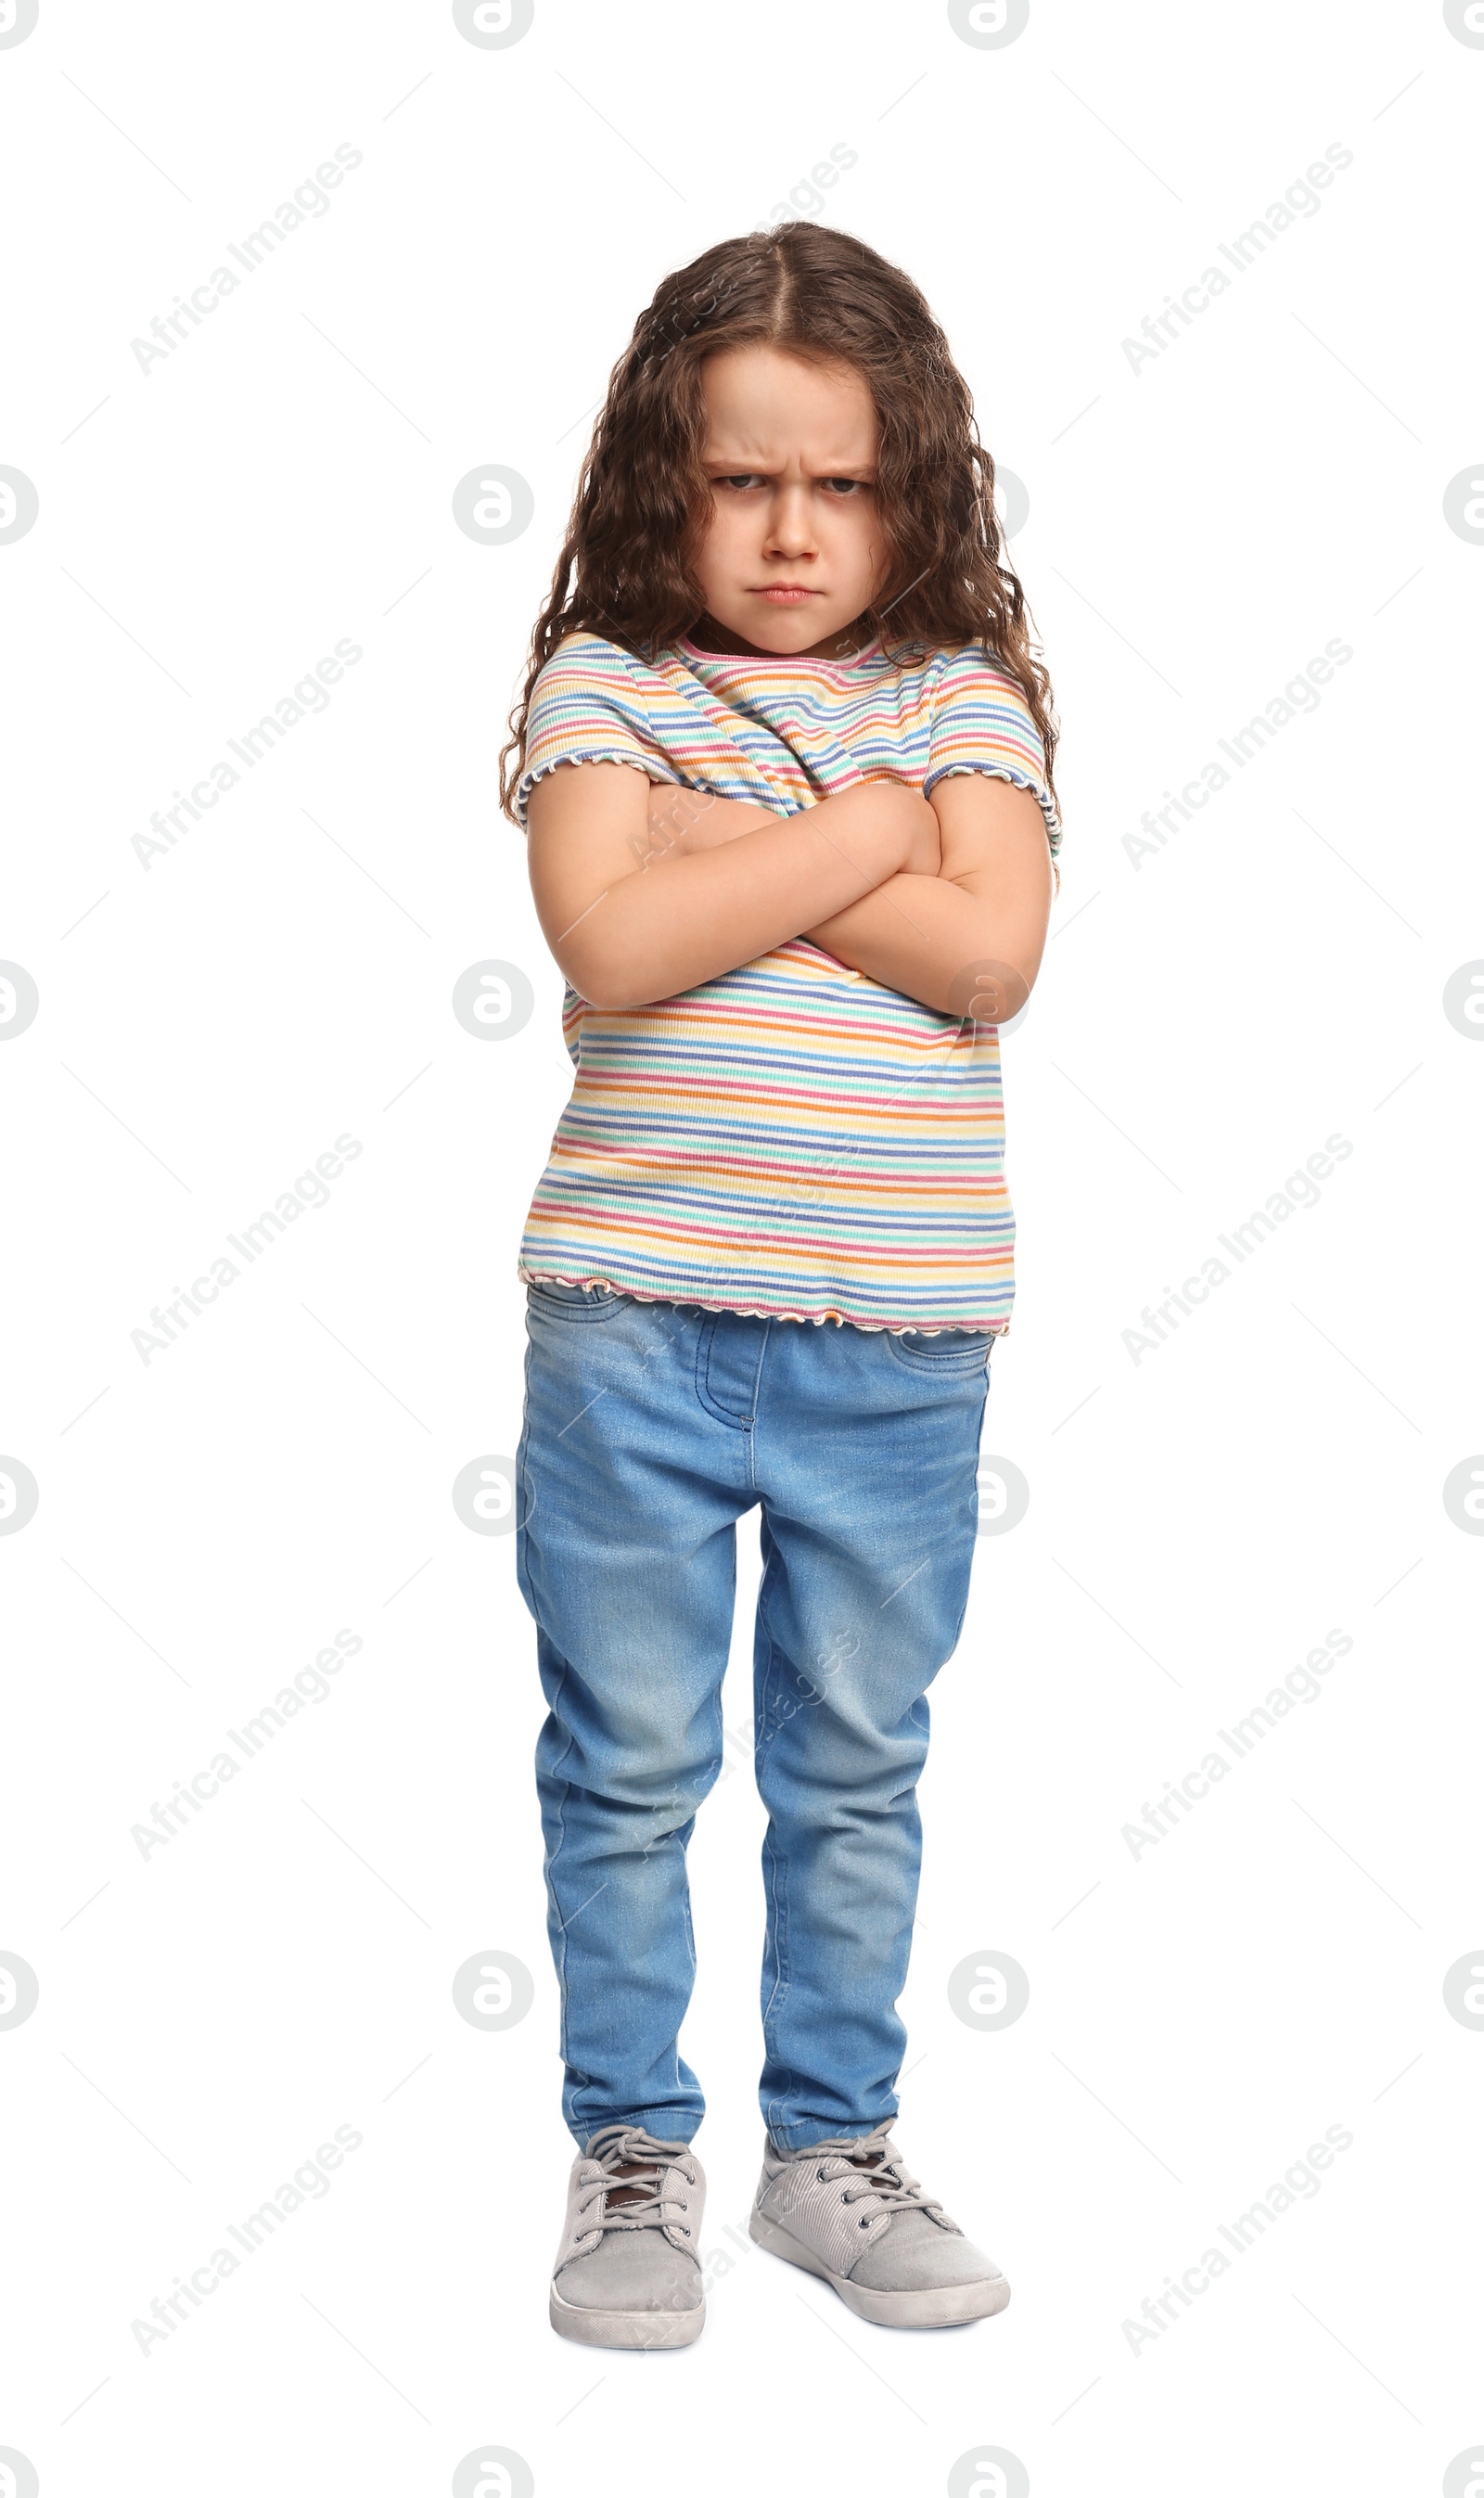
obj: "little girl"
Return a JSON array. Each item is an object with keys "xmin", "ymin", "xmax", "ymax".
[{"xmin": 501, "ymin": 222, "xmax": 1061, "ymax": 2350}]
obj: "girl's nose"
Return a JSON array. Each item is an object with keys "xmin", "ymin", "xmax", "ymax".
[{"xmin": 763, "ymin": 484, "xmax": 817, "ymax": 556}]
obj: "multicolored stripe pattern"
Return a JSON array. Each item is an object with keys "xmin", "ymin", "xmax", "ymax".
[{"xmin": 513, "ymin": 631, "xmax": 1060, "ymax": 1335}]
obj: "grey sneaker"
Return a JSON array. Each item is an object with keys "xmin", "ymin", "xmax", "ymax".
[
  {"xmin": 549, "ymin": 2125, "xmax": 706, "ymax": 2350},
  {"xmin": 748, "ymin": 2120, "xmax": 1009, "ymax": 2328}
]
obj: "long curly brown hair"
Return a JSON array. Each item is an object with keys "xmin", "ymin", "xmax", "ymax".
[{"xmin": 498, "ymin": 221, "xmax": 1060, "ymax": 835}]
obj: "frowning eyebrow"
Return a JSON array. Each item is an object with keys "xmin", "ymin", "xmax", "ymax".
[{"xmin": 701, "ymin": 454, "xmax": 876, "ymax": 478}]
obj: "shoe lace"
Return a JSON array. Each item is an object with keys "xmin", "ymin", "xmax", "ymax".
[
  {"xmin": 802, "ymin": 2120, "xmax": 946, "ymax": 2220},
  {"xmin": 578, "ymin": 2126, "xmax": 697, "ymax": 2235}
]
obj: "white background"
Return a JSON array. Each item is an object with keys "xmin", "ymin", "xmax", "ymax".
[{"xmin": 2, "ymin": 3, "xmax": 1481, "ymax": 2493}]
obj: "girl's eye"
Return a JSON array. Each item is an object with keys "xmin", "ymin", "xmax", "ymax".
[{"xmin": 712, "ymin": 474, "xmax": 873, "ymax": 493}]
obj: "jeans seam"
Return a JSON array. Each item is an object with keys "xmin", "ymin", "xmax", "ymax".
[
  {"xmin": 949, "ymin": 1367, "xmax": 994, "ymax": 1651},
  {"xmin": 748, "ymin": 1318, "xmax": 771, "ymax": 1490},
  {"xmin": 694, "ymin": 1308, "xmax": 764, "ymax": 1432},
  {"xmin": 518, "ymin": 1326, "xmax": 582, "ymax": 2123},
  {"xmin": 542, "ymin": 1658, "xmax": 577, "ymax": 2100},
  {"xmin": 754, "ymin": 1545, "xmax": 799, "ymax": 2138}
]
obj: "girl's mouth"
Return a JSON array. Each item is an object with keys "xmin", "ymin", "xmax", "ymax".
[{"xmin": 754, "ymin": 586, "xmax": 820, "ymax": 605}]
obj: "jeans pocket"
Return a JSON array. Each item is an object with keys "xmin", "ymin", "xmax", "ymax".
[
  {"xmin": 526, "ymin": 1276, "xmax": 629, "ymax": 1321},
  {"xmin": 885, "ymin": 1326, "xmax": 993, "ymax": 1372}
]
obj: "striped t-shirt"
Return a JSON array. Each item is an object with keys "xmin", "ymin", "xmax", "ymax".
[{"xmin": 512, "ymin": 628, "xmax": 1060, "ymax": 1336}]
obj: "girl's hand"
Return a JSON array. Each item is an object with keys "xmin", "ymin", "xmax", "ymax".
[
  {"xmin": 829, "ymin": 778, "xmax": 941, "ymax": 879},
  {"xmin": 646, "ymin": 780, "xmax": 941, "ymax": 877}
]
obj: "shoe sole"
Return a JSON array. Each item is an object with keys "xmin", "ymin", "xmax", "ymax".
[
  {"xmin": 748, "ymin": 2208, "xmax": 1011, "ymax": 2328},
  {"xmin": 548, "ymin": 2282, "xmax": 705, "ymax": 2350}
]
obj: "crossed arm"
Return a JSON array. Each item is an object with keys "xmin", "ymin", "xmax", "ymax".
[{"xmin": 523, "ymin": 760, "xmax": 1054, "ymax": 1019}]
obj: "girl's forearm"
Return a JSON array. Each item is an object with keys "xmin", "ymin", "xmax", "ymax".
[
  {"xmin": 803, "ymin": 875, "xmax": 1033, "ymax": 1020},
  {"xmin": 561, "ymin": 783, "xmax": 919, "ymax": 1009}
]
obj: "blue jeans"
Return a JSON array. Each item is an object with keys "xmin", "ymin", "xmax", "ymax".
[{"xmin": 514, "ymin": 1281, "xmax": 992, "ymax": 2153}]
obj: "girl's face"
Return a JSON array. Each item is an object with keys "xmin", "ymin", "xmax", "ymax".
[{"xmin": 690, "ymin": 344, "xmax": 888, "ymax": 660}]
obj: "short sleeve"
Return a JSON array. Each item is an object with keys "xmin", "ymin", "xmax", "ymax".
[
  {"xmin": 512, "ymin": 633, "xmax": 679, "ymax": 832},
  {"xmin": 923, "ymin": 645, "xmax": 1061, "ymax": 860}
]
